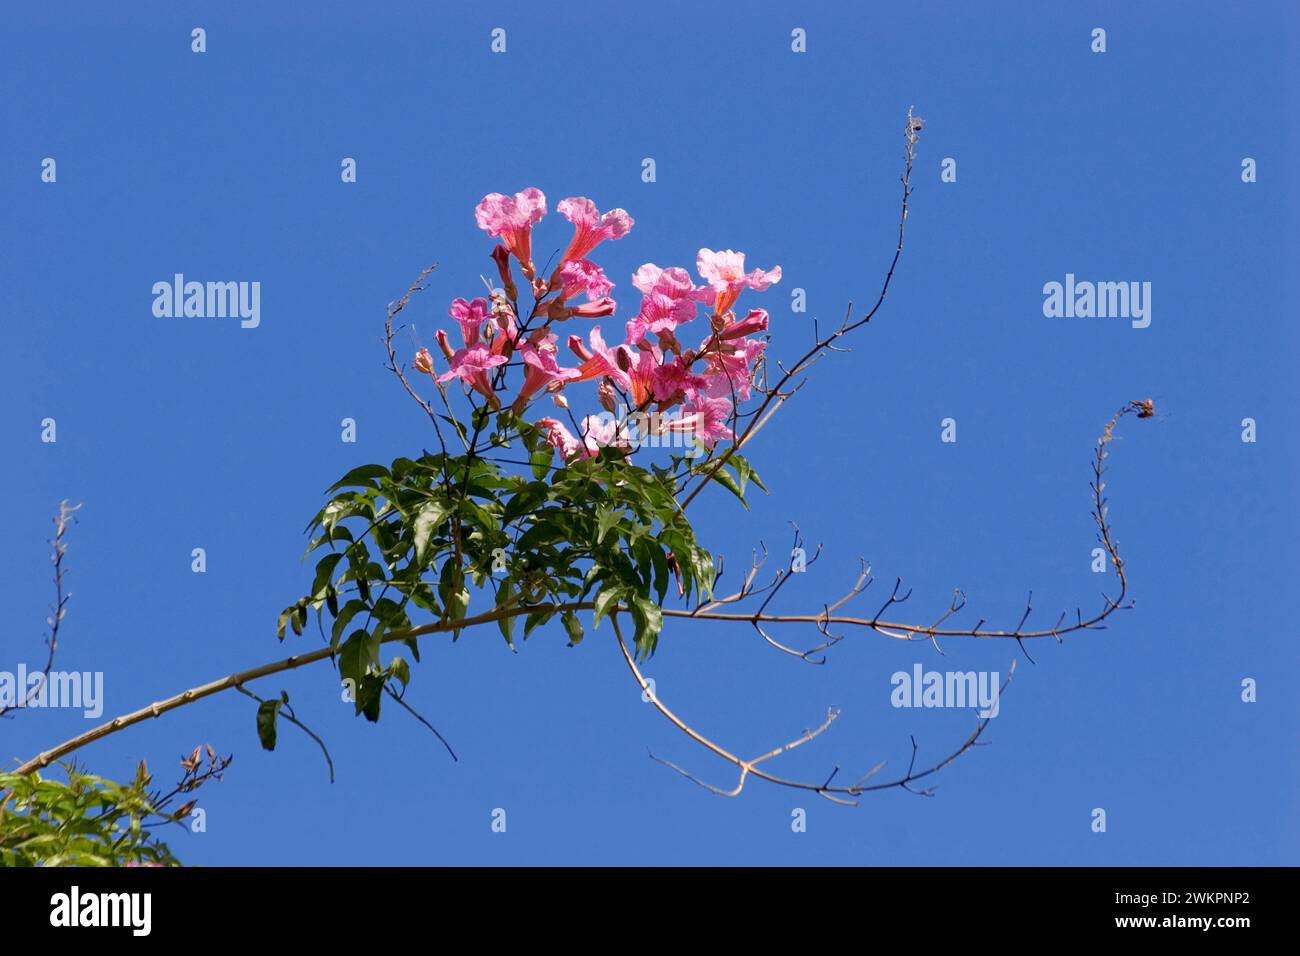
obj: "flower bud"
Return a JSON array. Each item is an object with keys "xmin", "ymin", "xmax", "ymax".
[
  {"xmin": 413, "ymin": 347, "xmax": 435, "ymax": 375},
  {"xmin": 598, "ymin": 379, "xmax": 617, "ymax": 413},
  {"xmin": 490, "ymin": 245, "xmax": 518, "ymax": 300}
]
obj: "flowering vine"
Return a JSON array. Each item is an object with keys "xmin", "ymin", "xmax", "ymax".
[{"xmin": 9, "ymin": 112, "xmax": 1153, "ymax": 828}]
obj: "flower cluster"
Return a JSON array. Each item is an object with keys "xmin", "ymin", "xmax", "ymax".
[{"xmin": 413, "ymin": 187, "xmax": 780, "ymax": 461}]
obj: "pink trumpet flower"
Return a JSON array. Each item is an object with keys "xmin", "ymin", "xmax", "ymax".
[
  {"xmin": 695, "ymin": 248, "xmax": 781, "ymax": 316},
  {"xmin": 513, "ymin": 335, "xmax": 581, "ymax": 412},
  {"xmin": 567, "ymin": 327, "xmax": 633, "ymax": 392},
  {"xmin": 537, "ymin": 417, "xmax": 582, "ymax": 461},
  {"xmin": 658, "ymin": 390, "xmax": 734, "ymax": 449},
  {"xmin": 701, "ymin": 338, "xmax": 766, "ymax": 402},
  {"xmin": 632, "ymin": 263, "xmax": 698, "ymax": 301},
  {"xmin": 627, "ymin": 290, "xmax": 697, "ymax": 344},
  {"xmin": 562, "ymin": 296, "xmax": 618, "ymax": 320},
  {"xmin": 449, "ymin": 297, "xmax": 490, "ymax": 347},
  {"xmin": 437, "ymin": 345, "xmax": 508, "ymax": 409},
  {"xmin": 651, "ymin": 355, "xmax": 708, "ymax": 405},
  {"xmin": 558, "ymin": 259, "xmax": 614, "ymax": 301},
  {"xmin": 719, "ymin": 308, "xmax": 769, "ymax": 340},
  {"xmin": 557, "ymin": 197, "xmax": 634, "ymax": 262},
  {"xmin": 578, "ymin": 414, "xmax": 631, "ymax": 458},
  {"xmin": 475, "ymin": 187, "xmax": 547, "ymax": 277}
]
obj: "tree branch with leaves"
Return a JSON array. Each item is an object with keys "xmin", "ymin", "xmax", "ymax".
[{"xmin": 4, "ymin": 110, "xmax": 1153, "ymax": 862}]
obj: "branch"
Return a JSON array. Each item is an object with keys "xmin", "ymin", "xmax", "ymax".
[
  {"xmin": 664, "ymin": 401, "xmax": 1151, "ymax": 649},
  {"xmin": 235, "ymin": 686, "xmax": 336, "ymax": 784},
  {"xmin": 680, "ymin": 107, "xmax": 922, "ymax": 511},
  {"xmin": 11, "ymin": 600, "xmax": 593, "ymax": 776},
  {"xmin": 612, "ymin": 613, "xmax": 1010, "ymax": 805},
  {"xmin": 2, "ymin": 501, "xmax": 80, "ymax": 720}
]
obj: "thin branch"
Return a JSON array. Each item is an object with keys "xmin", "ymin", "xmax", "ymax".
[
  {"xmin": 679, "ymin": 107, "xmax": 921, "ymax": 511},
  {"xmin": 2, "ymin": 501, "xmax": 81, "ymax": 720},
  {"xmin": 235, "ymin": 686, "xmax": 335, "ymax": 784},
  {"xmin": 383, "ymin": 685, "xmax": 458, "ymax": 762},
  {"xmin": 613, "ymin": 613, "xmax": 1011, "ymax": 805}
]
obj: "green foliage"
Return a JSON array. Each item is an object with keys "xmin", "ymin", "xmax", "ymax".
[
  {"xmin": 0, "ymin": 764, "xmax": 183, "ymax": 867},
  {"xmin": 281, "ymin": 410, "xmax": 732, "ymax": 727}
]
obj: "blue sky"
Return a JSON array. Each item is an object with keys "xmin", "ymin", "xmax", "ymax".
[{"xmin": 1, "ymin": 0, "xmax": 1296, "ymax": 865}]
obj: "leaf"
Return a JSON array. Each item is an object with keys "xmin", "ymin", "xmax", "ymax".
[
  {"xmin": 593, "ymin": 584, "xmax": 623, "ymax": 629},
  {"xmin": 413, "ymin": 501, "xmax": 452, "ymax": 565},
  {"xmin": 530, "ymin": 448, "xmax": 553, "ymax": 481},
  {"xmin": 326, "ymin": 463, "xmax": 390, "ymax": 494},
  {"xmin": 561, "ymin": 611, "xmax": 584, "ymax": 647},
  {"xmin": 330, "ymin": 599, "xmax": 367, "ymax": 650},
  {"xmin": 629, "ymin": 595, "xmax": 664, "ymax": 656},
  {"xmin": 701, "ymin": 464, "xmax": 747, "ymax": 508},
  {"xmin": 595, "ymin": 506, "xmax": 621, "ymax": 545},
  {"xmin": 524, "ymin": 604, "xmax": 559, "ymax": 638},
  {"xmin": 276, "ymin": 606, "xmax": 295, "ymax": 642},
  {"xmin": 310, "ymin": 553, "xmax": 344, "ymax": 600},
  {"xmin": 496, "ymin": 578, "xmax": 518, "ymax": 649},
  {"xmin": 339, "ymin": 629, "xmax": 379, "ymax": 687},
  {"xmin": 502, "ymin": 481, "xmax": 550, "ymax": 524},
  {"xmin": 256, "ymin": 699, "xmax": 282, "ymax": 751}
]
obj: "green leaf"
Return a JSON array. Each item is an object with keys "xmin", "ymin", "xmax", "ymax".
[
  {"xmin": 326, "ymin": 463, "xmax": 390, "ymax": 494},
  {"xmin": 256, "ymin": 699, "xmax": 282, "ymax": 751},
  {"xmin": 503, "ymin": 481, "xmax": 550, "ymax": 524},
  {"xmin": 496, "ymin": 578, "xmax": 518, "ymax": 649},
  {"xmin": 562, "ymin": 611, "xmax": 584, "ymax": 647},
  {"xmin": 530, "ymin": 448, "xmax": 553, "ymax": 481},
  {"xmin": 330, "ymin": 599, "xmax": 368, "ymax": 650},
  {"xmin": 276, "ymin": 606, "xmax": 294, "ymax": 642},
  {"xmin": 593, "ymin": 584, "xmax": 623, "ymax": 629},
  {"xmin": 339, "ymin": 629, "xmax": 379, "ymax": 688},
  {"xmin": 629, "ymin": 595, "xmax": 664, "ymax": 656},
  {"xmin": 310, "ymin": 552, "xmax": 344, "ymax": 600},
  {"xmin": 413, "ymin": 501, "xmax": 452, "ymax": 565},
  {"xmin": 701, "ymin": 464, "xmax": 747, "ymax": 508},
  {"xmin": 595, "ymin": 506, "xmax": 622, "ymax": 545}
]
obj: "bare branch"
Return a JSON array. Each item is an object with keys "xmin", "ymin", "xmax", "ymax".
[
  {"xmin": 613, "ymin": 613, "xmax": 1012, "ymax": 806},
  {"xmin": 3, "ymin": 500, "xmax": 81, "ymax": 721}
]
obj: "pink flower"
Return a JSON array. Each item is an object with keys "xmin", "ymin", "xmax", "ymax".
[
  {"xmin": 567, "ymin": 327, "xmax": 633, "ymax": 392},
  {"xmin": 475, "ymin": 188, "xmax": 547, "ymax": 276},
  {"xmin": 627, "ymin": 291, "xmax": 697, "ymax": 344},
  {"xmin": 437, "ymin": 345, "xmax": 508, "ymax": 408},
  {"xmin": 701, "ymin": 338, "xmax": 766, "ymax": 402},
  {"xmin": 577, "ymin": 414, "xmax": 631, "ymax": 458},
  {"xmin": 659, "ymin": 390, "xmax": 734, "ymax": 449},
  {"xmin": 558, "ymin": 259, "xmax": 614, "ymax": 301},
  {"xmin": 537, "ymin": 417, "xmax": 581, "ymax": 460},
  {"xmin": 625, "ymin": 346, "xmax": 660, "ymax": 407},
  {"xmin": 719, "ymin": 308, "xmax": 769, "ymax": 340},
  {"xmin": 632, "ymin": 264, "xmax": 698, "ymax": 301},
  {"xmin": 566, "ymin": 296, "xmax": 617, "ymax": 320},
  {"xmin": 449, "ymin": 297, "xmax": 490, "ymax": 347},
  {"xmin": 490, "ymin": 245, "xmax": 518, "ymax": 300},
  {"xmin": 651, "ymin": 355, "xmax": 708, "ymax": 405},
  {"xmin": 557, "ymin": 197, "xmax": 633, "ymax": 262},
  {"xmin": 513, "ymin": 334, "xmax": 581, "ymax": 412},
  {"xmin": 434, "ymin": 328, "xmax": 455, "ymax": 360},
  {"xmin": 488, "ymin": 298, "xmax": 519, "ymax": 357},
  {"xmin": 695, "ymin": 248, "xmax": 781, "ymax": 316}
]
